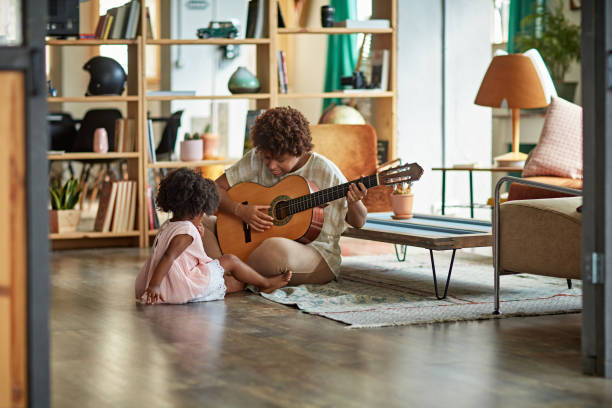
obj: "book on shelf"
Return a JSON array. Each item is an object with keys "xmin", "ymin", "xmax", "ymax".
[
  {"xmin": 111, "ymin": 4, "xmax": 128, "ymax": 39},
  {"xmin": 280, "ymin": 50, "xmax": 288, "ymax": 93},
  {"xmin": 94, "ymin": 0, "xmax": 140, "ymax": 40},
  {"xmin": 370, "ymin": 49, "xmax": 390, "ymax": 91},
  {"xmin": 243, "ymin": 109, "xmax": 266, "ymax": 155},
  {"xmin": 127, "ymin": 181, "xmax": 137, "ymax": 231},
  {"xmin": 147, "ymin": 118, "xmax": 157, "ymax": 162},
  {"xmin": 333, "ymin": 19, "xmax": 390, "ymax": 29},
  {"xmin": 94, "ymin": 181, "xmax": 113, "ymax": 232},
  {"xmin": 111, "ymin": 181, "xmax": 126, "ymax": 233},
  {"xmin": 145, "ymin": 6, "xmax": 155, "ymax": 39},
  {"xmin": 102, "ymin": 14, "xmax": 114, "ymax": 40},
  {"xmin": 100, "ymin": 181, "xmax": 119, "ymax": 232},
  {"xmin": 124, "ymin": 0, "xmax": 141, "ymax": 39},
  {"xmin": 123, "ymin": 118, "xmax": 136, "ymax": 152},
  {"xmin": 277, "ymin": 50, "xmax": 288, "ymax": 94}
]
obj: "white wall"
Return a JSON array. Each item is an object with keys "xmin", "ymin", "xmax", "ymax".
[
  {"xmin": 169, "ymin": 0, "xmax": 254, "ymax": 159},
  {"xmin": 397, "ymin": 0, "xmax": 492, "ymax": 218}
]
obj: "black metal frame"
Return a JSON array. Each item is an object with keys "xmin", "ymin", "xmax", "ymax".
[
  {"xmin": 1, "ymin": 0, "xmax": 50, "ymax": 406},
  {"xmin": 394, "ymin": 245, "xmax": 456, "ymax": 300}
]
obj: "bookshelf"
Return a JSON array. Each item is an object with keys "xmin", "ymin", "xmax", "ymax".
[{"xmin": 46, "ymin": 0, "xmax": 397, "ymax": 249}]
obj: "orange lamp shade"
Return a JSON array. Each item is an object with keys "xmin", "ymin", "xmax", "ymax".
[{"xmin": 474, "ymin": 54, "xmax": 548, "ymax": 109}]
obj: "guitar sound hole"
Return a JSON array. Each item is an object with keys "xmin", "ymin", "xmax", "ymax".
[
  {"xmin": 269, "ymin": 195, "xmax": 292, "ymax": 226},
  {"xmin": 275, "ymin": 201, "xmax": 290, "ymax": 220}
]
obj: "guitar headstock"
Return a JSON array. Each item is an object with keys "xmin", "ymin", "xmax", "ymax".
[{"xmin": 378, "ymin": 163, "xmax": 424, "ymax": 186}]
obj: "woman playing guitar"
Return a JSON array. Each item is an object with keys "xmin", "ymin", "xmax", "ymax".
[{"xmin": 201, "ymin": 106, "xmax": 368, "ymax": 285}]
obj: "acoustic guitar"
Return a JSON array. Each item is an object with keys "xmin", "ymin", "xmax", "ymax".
[{"xmin": 217, "ymin": 163, "xmax": 424, "ymax": 261}]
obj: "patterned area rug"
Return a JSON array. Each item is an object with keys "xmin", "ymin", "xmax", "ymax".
[{"xmin": 259, "ymin": 249, "xmax": 582, "ymax": 328}]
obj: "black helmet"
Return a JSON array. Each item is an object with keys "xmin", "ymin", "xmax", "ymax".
[{"xmin": 83, "ymin": 56, "xmax": 127, "ymax": 96}]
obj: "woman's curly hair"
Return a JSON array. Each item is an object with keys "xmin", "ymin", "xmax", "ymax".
[
  {"xmin": 251, "ymin": 106, "xmax": 313, "ymax": 157},
  {"xmin": 156, "ymin": 168, "xmax": 219, "ymax": 219}
]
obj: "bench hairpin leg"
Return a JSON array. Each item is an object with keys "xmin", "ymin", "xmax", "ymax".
[
  {"xmin": 394, "ymin": 244, "xmax": 407, "ymax": 262},
  {"xmin": 430, "ymin": 249, "xmax": 456, "ymax": 300}
]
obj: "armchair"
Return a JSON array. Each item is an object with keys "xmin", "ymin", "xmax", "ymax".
[
  {"xmin": 310, "ymin": 124, "xmax": 393, "ymax": 212},
  {"xmin": 494, "ymin": 176, "xmax": 582, "ymax": 314}
]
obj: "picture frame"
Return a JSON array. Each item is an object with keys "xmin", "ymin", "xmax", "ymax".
[{"xmin": 570, "ymin": 0, "xmax": 581, "ymax": 10}]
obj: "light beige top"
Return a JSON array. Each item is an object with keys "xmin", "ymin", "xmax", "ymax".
[{"xmin": 225, "ymin": 149, "xmax": 348, "ymax": 275}]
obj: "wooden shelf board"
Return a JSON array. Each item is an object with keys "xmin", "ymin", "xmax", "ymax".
[
  {"xmin": 148, "ymin": 158, "xmax": 239, "ymax": 169},
  {"xmin": 50, "ymin": 231, "xmax": 140, "ymax": 240},
  {"xmin": 147, "ymin": 38, "xmax": 270, "ymax": 45},
  {"xmin": 148, "ymin": 230, "xmax": 158, "ymax": 236},
  {"xmin": 48, "ymin": 96, "xmax": 139, "ymax": 103},
  {"xmin": 146, "ymin": 94, "xmax": 271, "ymax": 101},
  {"xmin": 278, "ymin": 91, "xmax": 394, "ymax": 99},
  {"xmin": 278, "ymin": 28, "xmax": 393, "ymax": 35},
  {"xmin": 48, "ymin": 152, "xmax": 139, "ymax": 160},
  {"xmin": 45, "ymin": 39, "xmax": 138, "ymax": 46}
]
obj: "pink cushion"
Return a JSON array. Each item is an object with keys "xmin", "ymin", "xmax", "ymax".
[{"xmin": 522, "ymin": 97, "xmax": 583, "ymax": 179}]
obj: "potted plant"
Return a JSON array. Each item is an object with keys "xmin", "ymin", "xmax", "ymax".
[
  {"xmin": 390, "ymin": 182, "xmax": 414, "ymax": 219},
  {"xmin": 49, "ymin": 178, "xmax": 82, "ymax": 233},
  {"xmin": 514, "ymin": 3, "xmax": 581, "ymax": 101},
  {"xmin": 180, "ymin": 132, "xmax": 203, "ymax": 161}
]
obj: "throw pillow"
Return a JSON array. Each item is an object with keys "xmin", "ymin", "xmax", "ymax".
[{"xmin": 522, "ymin": 97, "xmax": 583, "ymax": 179}]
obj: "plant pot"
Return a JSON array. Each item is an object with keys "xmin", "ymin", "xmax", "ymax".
[
  {"xmin": 202, "ymin": 132, "xmax": 219, "ymax": 158},
  {"xmin": 49, "ymin": 209, "xmax": 81, "ymax": 233},
  {"xmin": 390, "ymin": 193, "xmax": 414, "ymax": 219},
  {"xmin": 180, "ymin": 139, "xmax": 203, "ymax": 161}
]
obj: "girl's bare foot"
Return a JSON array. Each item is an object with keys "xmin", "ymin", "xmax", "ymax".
[{"xmin": 262, "ymin": 270, "xmax": 293, "ymax": 293}]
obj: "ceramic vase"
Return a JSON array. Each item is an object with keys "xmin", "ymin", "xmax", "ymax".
[
  {"xmin": 180, "ymin": 139, "xmax": 203, "ymax": 161},
  {"xmin": 202, "ymin": 132, "xmax": 219, "ymax": 158},
  {"xmin": 93, "ymin": 127, "xmax": 109, "ymax": 153},
  {"xmin": 390, "ymin": 193, "xmax": 414, "ymax": 219},
  {"xmin": 228, "ymin": 67, "xmax": 261, "ymax": 94}
]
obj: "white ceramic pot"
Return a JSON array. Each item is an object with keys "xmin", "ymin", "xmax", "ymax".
[
  {"xmin": 180, "ymin": 139, "xmax": 203, "ymax": 161},
  {"xmin": 49, "ymin": 209, "xmax": 81, "ymax": 233}
]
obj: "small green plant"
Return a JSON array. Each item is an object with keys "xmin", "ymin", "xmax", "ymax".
[
  {"xmin": 203, "ymin": 124, "xmax": 212, "ymax": 134},
  {"xmin": 49, "ymin": 178, "xmax": 81, "ymax": 210},
  {"xmin": 514, "ymin": 3, "xmax": 581, "ymax": 82},
  {"xmin": 184, "ymin": 132, "xmax": 201, "ymax": 141},
  {"xmin": 392, "ymin": 182, "xmax": 412, "ymax": 195}
]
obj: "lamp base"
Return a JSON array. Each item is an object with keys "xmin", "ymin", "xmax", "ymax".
[{"xmin": 494, "ymin": 151, "xmax": 528, "ymax": 168}]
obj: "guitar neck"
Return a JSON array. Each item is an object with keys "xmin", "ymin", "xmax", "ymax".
[{"xmin": 287, "ymin": 174, "xmax": 379, "ymax": 215}]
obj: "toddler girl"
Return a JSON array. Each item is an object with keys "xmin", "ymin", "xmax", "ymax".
[{"xmin": 135, "ymin": 168, "xmax": 292, "ymax": 305}]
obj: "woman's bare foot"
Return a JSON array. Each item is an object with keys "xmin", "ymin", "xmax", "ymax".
[{"xmin": 261, "ymin": 270, "xmax": 293, "ymax": 293}]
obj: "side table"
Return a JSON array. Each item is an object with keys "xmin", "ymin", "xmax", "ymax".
[{"xmin": 431, "ymin": 166, "xmax": 523, "ymax": 218}]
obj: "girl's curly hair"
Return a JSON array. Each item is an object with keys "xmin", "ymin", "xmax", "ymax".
[
  {"xmin": 156, "ymin": 168, "xmax": 219, "ymax": 219},
  {"xmin": 251, "ymin": 106, "xmax": 313, "ymax": 157}
]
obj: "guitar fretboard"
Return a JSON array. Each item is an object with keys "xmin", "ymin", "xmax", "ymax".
[{"xmin": 286, "ymin": 174, "xmax": 379, "ymax": 215}]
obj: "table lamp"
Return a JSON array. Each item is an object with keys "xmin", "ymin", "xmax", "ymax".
[{"xmin": 475, "ymin": 54, "xmax": 549, "ymax": 167}]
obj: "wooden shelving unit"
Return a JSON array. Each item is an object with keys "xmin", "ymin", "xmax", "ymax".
[{"xmin": 46, "ymin": 0, "xmax": 397, "ymax": 249}]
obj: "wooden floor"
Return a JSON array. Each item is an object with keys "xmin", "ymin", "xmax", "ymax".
[{"xmin": 51, "ymin": 240, "xmax": 612, "ymax": 408}]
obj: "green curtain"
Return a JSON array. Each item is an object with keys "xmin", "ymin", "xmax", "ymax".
[
  {"xmin": 322, "ymin": 0, "xmax": 358, "ymax": 111},
  {"xmin": 507, "ymin": 0, "xmax": 546, "ymax": 53}
]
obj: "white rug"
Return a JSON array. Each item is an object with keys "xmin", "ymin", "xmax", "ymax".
[{"xmin": 259, "ymin": 249, "xmax": 582, "ymax": 328}]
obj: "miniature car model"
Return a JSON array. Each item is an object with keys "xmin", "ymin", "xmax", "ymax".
[{"xmin": 197, "ymin": 21, "xmax": 238, "ymax": 39}]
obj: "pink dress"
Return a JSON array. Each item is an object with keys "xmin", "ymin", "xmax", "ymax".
[{"xmin": 135, "ymin": 220, "xmax": 226, "ymax": 304}]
